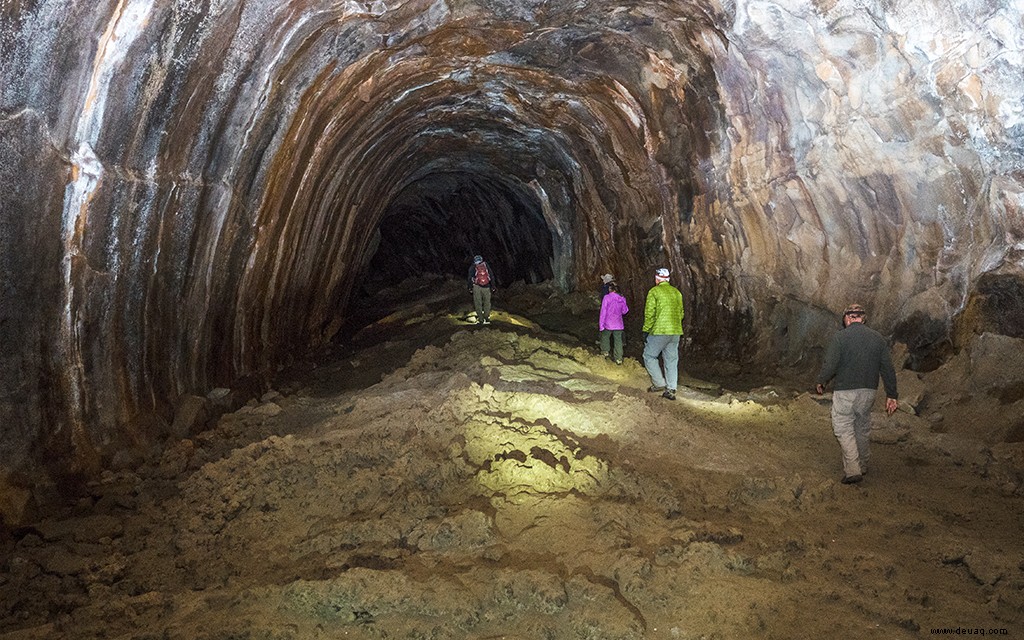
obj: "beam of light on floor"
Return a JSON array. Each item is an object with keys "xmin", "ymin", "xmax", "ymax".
[
  {"xmin": 446, "ymin": 310, "xmax": 541, "ymax": 329},
  {"xmin": 675, "ymin": 393, "xmax": 767, "ymax": 420},
  {"xmin": 462, "ymin": 417, "xmax": 610, "ymax": 498}
]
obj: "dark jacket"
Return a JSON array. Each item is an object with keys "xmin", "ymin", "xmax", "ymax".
[{"xmin": 817, "ymin": 322, "xmax": 898, "ymax": 398}]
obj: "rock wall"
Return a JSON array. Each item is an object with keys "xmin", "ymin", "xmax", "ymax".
[{"xmin": 0, "ymin": 0, "xmax": 1021, "ymax": 507}]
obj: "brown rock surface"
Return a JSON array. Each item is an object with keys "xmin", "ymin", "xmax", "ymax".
[{"xmin": 0, "ymin": 282, "xmax": 1021, "ymax": 638}]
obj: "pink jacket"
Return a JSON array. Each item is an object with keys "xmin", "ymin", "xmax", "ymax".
[{"xmin": 599, "ymin": 291, "xmax": 629, "ymax": 331}]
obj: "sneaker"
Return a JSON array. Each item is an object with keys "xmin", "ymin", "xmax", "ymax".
[
  {"xmin": 482, "ymin": 319, "xmax": 491, "ymax": 325},
  {"xmin": 841, "ymin": 474, "xmax": 863, "ymax": 485},
  {"xmin": 662, "ymin": 389, "xmax": 676, "ymax": 401},
  {"xmin": 648, "ymin": 385, "xmax": 666, "ymax": 393},
  {"xmin": 614, "ymin": 359, "xmax": 623, "ymax": 365}
]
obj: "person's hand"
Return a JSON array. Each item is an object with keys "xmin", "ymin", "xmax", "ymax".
[
  {"xmin": 885, "ymin": 398, "xmax": 898, "ymax": 415},
  {"xmin": 815, "ymin": 383, "xmax": 825, "ymax": 395}
]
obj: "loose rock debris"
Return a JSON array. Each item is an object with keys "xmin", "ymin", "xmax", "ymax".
[{"xmin": 1, "ymin": 283, "xmax": 1022, "ymax": 639}]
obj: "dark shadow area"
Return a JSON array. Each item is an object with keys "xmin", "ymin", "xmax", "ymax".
[
  {"xmin": 973, "ymin": 272, "xmax": 1024, "ymax": 339},
  {"xmin": 359, "ymin": 170, "xmax": 554, "ymax": 295}
]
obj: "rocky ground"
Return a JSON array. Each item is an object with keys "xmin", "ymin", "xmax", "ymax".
[{"xmin": 1, "ymin": 278, "xmax": 1022, "ymax": 639}]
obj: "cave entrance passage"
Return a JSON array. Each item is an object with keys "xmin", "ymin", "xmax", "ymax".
[{"xmin": 361, "ymin": 171, "xmax": 554, "ymax": 294}]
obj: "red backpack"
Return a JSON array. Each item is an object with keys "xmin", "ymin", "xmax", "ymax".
[{"xmin": 474, "ymin": 262, "xmax": 490, "ymax": 286}]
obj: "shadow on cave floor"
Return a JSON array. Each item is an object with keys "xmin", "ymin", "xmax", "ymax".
[{"xmin": 2, "ymin": 278, "xmax": 1023, "ymax": 639}]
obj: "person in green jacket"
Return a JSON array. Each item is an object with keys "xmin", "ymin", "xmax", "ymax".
[{"xmin": 642, "ymin": 267, "xmax": 684, "ymax": 400}]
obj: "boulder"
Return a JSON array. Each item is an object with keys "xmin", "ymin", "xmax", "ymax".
[
  {"xmin": 0, "ymin": 473, "xmax": 36, "ymax": 528},
  {"xmin": 170, "ymin": 395, "xmax": 209, "ymax": 439},
  {"xmin": 969, "ymin": 333, "xmax": 1024, "ymax": 395}
]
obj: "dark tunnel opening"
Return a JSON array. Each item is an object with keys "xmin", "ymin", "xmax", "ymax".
[{"xmin": 358, "ymin": 170, "xmax": 555, "ymax": 296}]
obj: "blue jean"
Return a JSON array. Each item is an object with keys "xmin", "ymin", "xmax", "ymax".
[{"xmin": 643, "ymin": 334, "xmax": 680, "ymax": 390}]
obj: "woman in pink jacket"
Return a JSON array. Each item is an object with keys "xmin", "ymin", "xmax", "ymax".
[{"xmin": 599, "ymin": 282, "xmax": 629, "ymax": 364}]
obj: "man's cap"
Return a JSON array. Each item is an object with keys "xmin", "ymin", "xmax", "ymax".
[
  {"xmin": 473, "ymin": 255, "xmax": 483, "ymax": 264},
  {"xmin": 601, "ymin": 273, "xmax": 614, "ymax": 284},
  {"xmin": 655, "ymin": 268, "xmax": 670, "ymax": 277},
  {"xmin": 843, "ymin": 303, "xmax": 866, "ymax": 316}
]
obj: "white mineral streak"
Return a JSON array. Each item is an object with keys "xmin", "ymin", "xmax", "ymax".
[
  {"xmin": 367, "ymin": 0, "xmax": 389, "ymax": 16},
  {"xmin": 247, "ymin": 7, "xmax": 455, "ymax": 340},
  {"xmin": 204, "ymin": 4, "xmax": 300, "ymax": 293},
  {"xmin": 987, "ymin": 11, "xmax": 1024, "ymax": 130},
  {"xmin": 394, "ymin": 77, "xmax": 446, "ymax": 104},
  {"xmin": 232, "ymin": 4, "xmax": 370, "ymax": 360},
  {"xmin": 216, "ymin": 1, "xmax": 387, "ymax": 334},
  {"xmin": 611, "ymin": 79, "xmax": 643, "ymax": 131},
  {"xmin": 59, "ymin": 0, "xmax": 155, "ymax": 430},
  {"xmin": 185, "ymin": 2, "xmax": 322, "ymax": 365},
  {"xmin": 237, "ymin": 0, "xmax": 400, "ymax": 358},
  {"xmin": 530, "ymin": 178, "xmax": 572, "ymax": 290}
]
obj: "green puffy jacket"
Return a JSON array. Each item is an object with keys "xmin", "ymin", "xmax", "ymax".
[{"xmin": 642, "ymin": 282, "xmax": 684, "ymax": 335}]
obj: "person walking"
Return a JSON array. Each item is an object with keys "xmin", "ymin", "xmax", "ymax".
[
  {"xmin": 642, "ymin": 267, "xmax": 684, "ymax": 400},
  {"xmin": 468, "ymin": 255, "xmax": 496, "ymax": 325},
  {"xmin": 599, "ymin": 282, "xmax": 628, "ymax": 364},
  {"xmin": 815, "ymin": 303, "xmax": 899, "ymax": 484}
]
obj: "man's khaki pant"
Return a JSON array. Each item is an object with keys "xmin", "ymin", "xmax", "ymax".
[{"xmin": 831, "ymin": 388, "xmax": 876, "ymax": 478}]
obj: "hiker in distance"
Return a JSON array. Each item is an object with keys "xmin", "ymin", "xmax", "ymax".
[{"xmin": 468, "ymin": 255, "xmax": 496, "ymax": 325}]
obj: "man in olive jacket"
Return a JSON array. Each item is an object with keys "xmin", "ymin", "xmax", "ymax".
[
  {"xmin": 642, "ymin": 268, "xmax": 684, "ymax": 400},
  {"xmin": 816, "ymin": 303, "xmax": 899, "ymax": 484}
]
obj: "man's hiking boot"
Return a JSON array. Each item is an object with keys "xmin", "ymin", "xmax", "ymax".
[
  {"xmin": 648, "ymin": 385, "xmax": 665, "ymax": 393},
  {"xmin": 662, "ymin": 389, "xmax": 676, "ymax": 401},
  {"xmin": 841, "ymin": 474, "xmax": 863, "ymax": 485}
]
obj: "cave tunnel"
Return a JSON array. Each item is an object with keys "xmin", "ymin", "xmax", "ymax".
[
  {"xmin": 362, "ymin": 168, "xmax": 555, "ymax": 291},
  {"xmin": 1, "ymin": 0, "xmax": 1022, "ymax": 513},
  {"xmin": 1, "ymin": 0, "xmax": 1024, "ymax": 635}
]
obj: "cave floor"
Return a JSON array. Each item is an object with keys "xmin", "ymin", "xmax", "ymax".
[{"xmin": 2, "ymin": 279, "xmax": 1022, "ymax": 639}]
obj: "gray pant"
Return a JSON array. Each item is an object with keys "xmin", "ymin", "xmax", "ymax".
[
  {"xmin": 600, "ymin": 330, "xmax": 623, "ymax": 362},
  {"xmin": 473, "ymin": 284, "xmax": 492, "ymax": 322},
  {"xmin": 831, "ymin": 388, "xmax": 876, "ymax": 477},
  {"xmin": 643, "ymin": 334, "xmax": 680, "ymax": 390}
]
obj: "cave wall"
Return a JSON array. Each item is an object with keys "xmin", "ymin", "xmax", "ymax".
[
  {"xmin": 698, "ymin": 1, "xmax": 1024, "ymax": 364},
  {"xmin": 0, "ymin": 0, "xmax": 1021, "ymax": 510}
]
